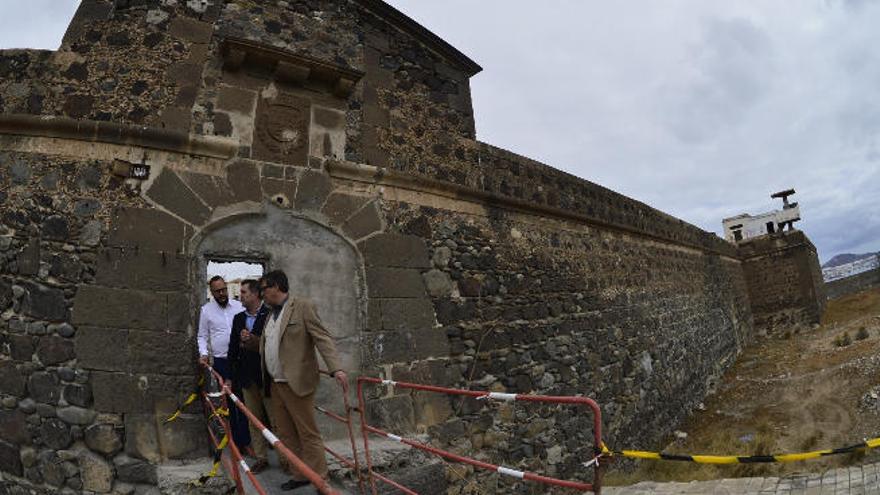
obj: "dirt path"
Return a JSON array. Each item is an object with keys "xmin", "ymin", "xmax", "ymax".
[{"xmin": 605, "ymin": 288, "xmax": 880, "ymax": 485}]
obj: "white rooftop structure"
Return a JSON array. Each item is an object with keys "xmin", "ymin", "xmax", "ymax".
[{"xmin": 722, "ymin": 189, "xmax": 802, "ymax": 243}]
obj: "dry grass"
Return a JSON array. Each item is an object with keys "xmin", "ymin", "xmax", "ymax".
[{"xmin": 604, "ymin": 287, "xmax": 880, "ymax": 486}]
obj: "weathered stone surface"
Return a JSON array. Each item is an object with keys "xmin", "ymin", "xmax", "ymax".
[
  {"xmin": 366, "ymin": 395, "xmax": 414, "ymax": 431},
  {"xmin": 124, "ymin": 412, "xmax": 207, "ymax": 462},
  {"xmin": 294, "ymin": 170, "xmax": 332, "ymax": 211},
  {"xmin": 17, "ymin": 238, "xmax": 40, "ymax": 276},
  {"xmin": 0, "ymin": 362, "xmax": 26, "ymax": 397},
  {"xmin": 36, "ymin": 335, "xmax": 75, "ymax": 365},
  {"xmin": 362, "ymin": 329, "xmax": 449, "ymax": 365},
  {"xmin": 127, "ymin": 330, "xmax": 192, "ymax": 374},
  {"xmin": 360, "ymin": 233, "xmax": 431, "ymax": 269},
  {"xmin": 179, "ymin": 172, "xmax": 234, "ymax": 209},
  {"xmin": 373, "ymin": 298, "xmax": 436, "ymax": 331},
  {"xmin": 38, "ymin": 450, "xmax": 66, "ymax": 487},
  {"xmin": 39, "ymin": 418, "xmax": 71, "ymax": 450},
  {"xmin": 9, "ymin": 334, "xmax": 35, "ymax": 361},
  {"xmin": 226, "ymin": 160, "xmax": 261, "ymax": 203},
  {"xmin": 28, "ymin": 371, "xmax": 60, "ymax": 404},
  {"xmin": 0, "ymin": 409, "xmax": 30, "ymax": 445},
  {"xmin": 113, "ymin": 453, "xmax": 156, "ymax": 484},
  {"xmin": 95, "ymin": 248, "xmax": 187, "ymax": 290},
  {"xmin": 422, "ymin": 269, "xmax": 453, "ymax": 297},
  {"xmin": 64, "ymin": 383, "xmax": 92, "ymax": 408},
  {"xmin": 108, "ymin": 208, "xmax": 184, "ymax": 251},
  {"xmin": 57, "ymin": 406, "xmax": 96, "ymax": 425},
  {"xmin": 377, "ymin": 463, "xmax": 447, "ymax": 495},
  {"xmin": 85, "ymin": 424, "xmax": 123, "ymax": 455},
  {"xmin": 342, "ymin": 201, "xmax": 384, "ymax": 240},
  {"xmin": 76, "ymin": 326, "xmax": 129, "ymax": 371},
  {"xmin": 366, "ymin": 268, "xmax": 427, "ymax": 298},
  {"xmin": 321, "ymin": 192, "xmax": 369, "ymax": 226},
  {"xmin": 21, "ymin": 281, "xmax": 67, "ymax": 321},
  {"xmin": 80, "ymin": 450, "xmax": 114, "ymax": 493},
  {"xmin": 72, "ymin": 286, "xmax": 167, "ymax": 331},
  {"xmin": 0, "ymin": 440, "xmax": 22, "ymax": 476},
  {"xmin": 145, "ymin": 168, "xmax": 210, "ymax": 226},
  {"xmin": 216, "ymin": 85, "xmax": 256, "ymax": 114},
  {"xmin": 169, "ymin": 17, "xmax": 213, "ymax": 43}
]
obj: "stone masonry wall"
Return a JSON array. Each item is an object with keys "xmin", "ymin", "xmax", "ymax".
[
  {"xmin": 738, "ymin": 231, "xmax": 826, "ymax": 335},
  {"xmin": 1, "ymin": 1, "xmax": 761, "ymax": 493},
  {"xmin": 824, "ymin": 263, "xmax": 880, "ymax": 300}
]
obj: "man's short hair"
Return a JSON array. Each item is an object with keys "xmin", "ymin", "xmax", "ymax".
[
  {"xmin": 241, "ymin": 279, "xmax": 260, "ymax": 294},
  {"xmin": 262, "ymin": 270, "xmax": 289, "ymax": 293},
  {"xmin": 208, "ymin": 275, "xmax": 224, "ymax": 286}
]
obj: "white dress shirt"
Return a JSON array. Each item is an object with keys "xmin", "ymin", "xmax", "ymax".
[{"xmin": 197, "ymin": 298, "xmax": 243, "ymax": 358}]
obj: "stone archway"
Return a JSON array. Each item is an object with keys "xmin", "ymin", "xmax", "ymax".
[{"xmin": 193, "ymin": 205, "xmax": 364, "ymax": 438}]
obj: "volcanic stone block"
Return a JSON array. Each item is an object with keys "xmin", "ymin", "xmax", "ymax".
[
  {"xmin": 0, "ymin": 440, "xmax": 22, "ymax": 476},
  {"xmin": 72, "ymin": 286, "xmax": 167, "ymax": 331},
  {"xmin": 169, "ymin": 17, "xmax": 213, "ymax": 43},
  {"xmin": 79, "ymin": 450, "xmax": 113, "ymax": 493},
  {"xmin": 85, "ymin": 424, "xmax": 123, "ymax": 456},
  {"xmin": 41, "ymin": 215, "xmax": 69, "ymax": 240},
  {"xmin": 377, "ymin": 463, "xmax": 447, "ymax": 495},
  {"xmin": 128, "ymin": 330, "xmax": 192, "ymax": 374},
  {"xmin": 261, "ymin": 177, "xmax": 296, "ymax": 205},
  {"xmin": 294, "ymin": 170, "xmax": 333, "ymax": 212},
  {"xmin": 365, "ymin": 395, "xmax": 414, "ymax": 432},
  {"xmin": 36, "ymin": 336, "xmax": 75, "ymax": 366},
  {"xmin": 17, "ymin": 238, "xmax": 40, "ymax": 276},
  {"xmin": 216, "ymin": 85, "xmax": 256, "ymax": 114},
  {"xmin": 360, "ymin": 233, "xmax": 431, "ymax": 269},
  {"xmin": 28, "ymin": 372, "xmax": 61, "ymax": 405},
  {"xmin": 166, "ymin": 292, "xmax": 193, "ymax": 332},
  {"xmin": 56, "ymin": 405, "xmax": 96, "ymax": 425},
  {"xmin": 179, "ymin": 171, "xmax": 235, "ymax": 209},
  {"xmin": 76, "ymin": 326, "xmax": 128, "ymax": 371},
  {"xmin": 90, "ymin": 372, "xmax": 137, "ymax": 413},
  {"xmin": 39, "ymin": 418, "xmax": 71, "ymax": 450},
  {"xmin": 113, "ymin": 453, "xmax": 156, "ymax": 484},
  {"xmin": 374, "ymin": 298, "xmax": 436, "ymax": 331},
  {"xmin": 64, "ymin": 383, "xmax": 92, "ymax": 408},
  {"xmin": 9, "ymin": 334, "xmax": 35, "ymax": 361},
  {"xmin": 21, "ymin": 281, "xmax": 67, "ymax": 321},
  {"xmin": 227, "ymin": 160, "xmax": 262, "ymax": 203},
  {"xmin": 95, "ymin": 248, "xmax": 187, "ymax": 290},
  {"xmin": 125, "ymin": 413, "xmax": 207, "ymax": 462},
  {"xmin": 321, "ymin": 193, "xmax": 368, "ymax": 226},
  {"xmin": 0, "ymin": 362, "xmax": 26, "ymax": 397},
  {"xmin": 366, "ymin": 268, "xmax": 426, "ymax": 298},
  {"xmin": 0, "ymin": 409, "xmax": 30, "ymax": 445},
  {"xmin": 361, "ymin": 329, "xmax": 449, "ymax": 365},
  {"xmin": 108, "ymin": 208, "xmax": 185, "ymax": 251},
  {"xmin": 146, "ymin": 168, "xmax": 210, "ymax": 226},
  {"xmin": 342, "ymin": 201, "xmax": 383, "ymax": 240}
]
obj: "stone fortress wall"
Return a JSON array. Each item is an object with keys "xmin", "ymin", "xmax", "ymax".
[
  {"xmin": 0, "ymin": 1, "xmax": 822, "ymax": 493},
  {"xmin": 825, "ymin": 263, "xmax": 880, "ymax": 300}
]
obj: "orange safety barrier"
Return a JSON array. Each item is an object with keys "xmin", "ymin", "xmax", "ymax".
[
  {"xmin": 202, "ymin": 364, "xmax": 341, "ymax": 495},
  {"xmin": 355, "ymin": 376, "xmax": 605, "ymax": 494}
]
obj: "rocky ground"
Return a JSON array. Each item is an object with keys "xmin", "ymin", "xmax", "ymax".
[{"xmin": 604, "ymin": 287, "xmax": 880, "ymax": 486}]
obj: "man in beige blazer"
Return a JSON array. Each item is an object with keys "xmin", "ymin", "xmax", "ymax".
[{"xmin": 242, "ymin": 269, "xmax": 347, "ymax": 491}]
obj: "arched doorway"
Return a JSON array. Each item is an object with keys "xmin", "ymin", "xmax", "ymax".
[{"xmin": 193, "ymin": 205, "xmax": 364, "ymax": 438}]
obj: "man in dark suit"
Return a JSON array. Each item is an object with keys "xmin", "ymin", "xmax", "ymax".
[{"xmin": 228, "ymin": 279, "xmax": 271, "ymax": 473}]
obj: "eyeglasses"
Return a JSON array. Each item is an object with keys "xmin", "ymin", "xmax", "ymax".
[{"xmin": 211, "ymin": 287, "xmax": 228, "ymax": 293}]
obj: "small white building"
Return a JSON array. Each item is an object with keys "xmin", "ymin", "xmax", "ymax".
[{"xmin": 722, "ymin": 189, "xmax": 801, "ymax": 243}]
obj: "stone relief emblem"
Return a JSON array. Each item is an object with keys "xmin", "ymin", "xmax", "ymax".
[{"xmin": 253, "ymin": 93, "xmax": 310, "ymax": 165}]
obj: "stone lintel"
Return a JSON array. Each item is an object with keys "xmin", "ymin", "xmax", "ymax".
[{"xmin": 220, "ymin": 37, "xmax": 364, "ymax": 98}]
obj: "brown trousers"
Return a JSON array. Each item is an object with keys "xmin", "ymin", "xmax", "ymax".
[
  {"xmin": 242, "ymin": 384, "xmax": 274, "ymax": 461},
  {"xmin": 270, "ymin": 382, "xmax": 328, "ymax": 480}
]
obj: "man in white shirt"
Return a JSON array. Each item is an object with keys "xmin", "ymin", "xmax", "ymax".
[{"xmin": 197, "ymin": 276, "xmax": 248, "ymax": 447}]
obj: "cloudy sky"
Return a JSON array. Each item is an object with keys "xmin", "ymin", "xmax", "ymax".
[{"xmin": 3, "ymin": 1, "xmax": 878, "ymax": 262}]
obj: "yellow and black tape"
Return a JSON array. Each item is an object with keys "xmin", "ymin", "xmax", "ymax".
[
  {"xmin": 601, "ymin": 437, "xmax": 880, "ymax": 464},
  {"xmin": 164, "ymin": 376, "xmax": 207, "ymax": 423}
]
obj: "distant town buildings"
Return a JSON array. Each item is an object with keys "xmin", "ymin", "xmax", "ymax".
[
  {"xmin": 722, "ymin": 189, "xmax": 801, "ymax": 243},
  {"xmin": 823, "ymin": 255, "xmax": 879, "ymax": 282}
]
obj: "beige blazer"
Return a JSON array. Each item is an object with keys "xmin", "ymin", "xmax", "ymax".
[{"xmin": 260, "ymin": 296, "xmax": 343, "ymax": 397}]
